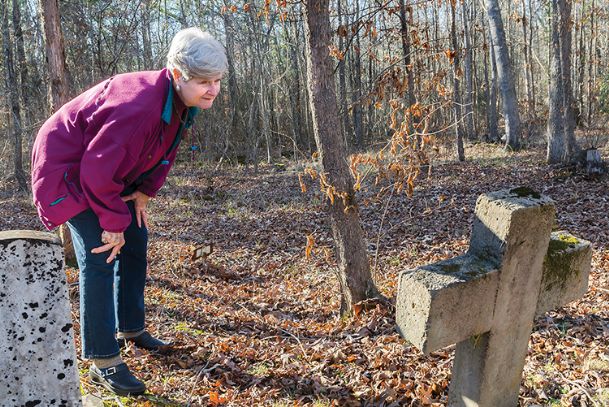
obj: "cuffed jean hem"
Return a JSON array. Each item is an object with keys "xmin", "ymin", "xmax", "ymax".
[
  {"xmin": 117, "ymin": 326, "xmax": 146, "ymax": 334},
  {"xmin": 82, "ymin": 350, "xmax": 121, "ymax": 360}
]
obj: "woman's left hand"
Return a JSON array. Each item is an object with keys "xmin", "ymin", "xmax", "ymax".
[{"xmin": 122, "ymin": 190, "xmax": 150, "ymax": 228}]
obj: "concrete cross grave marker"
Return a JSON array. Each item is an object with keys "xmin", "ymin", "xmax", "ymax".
[
  {"xmin": 396, "ymin": 188, "xmax": 592, "ymax": 407},
  {"xmin": 0, "ymin": 230, "xmax": 81, "ymax": 406}
]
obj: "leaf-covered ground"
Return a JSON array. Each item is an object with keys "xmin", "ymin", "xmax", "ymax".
[{"xmin": 1, "ymin": 143, "xmax": 608, "ymax": 406}]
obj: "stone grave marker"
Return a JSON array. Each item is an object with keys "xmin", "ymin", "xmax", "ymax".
[
  {"xmin": 396, "ymin": 188, "xmax": 592, "ymax": 407},
  {"xmin": 0, "ymin": 230, "xmax": 81, "ymax": 406}
]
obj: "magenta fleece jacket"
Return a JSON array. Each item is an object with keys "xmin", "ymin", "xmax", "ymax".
[{"xmin": 31, "ymin": 69, "xmax": 195, "ymax": 233}]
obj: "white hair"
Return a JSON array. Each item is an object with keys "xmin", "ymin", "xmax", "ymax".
[{"xmin": 166, "ymin": 28, "xmax": 228, "ymax": 80}]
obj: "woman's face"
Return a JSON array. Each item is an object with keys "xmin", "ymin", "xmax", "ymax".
[{"xmin": 176, "ymin": 73, "xmax": 223, "ymax": 110}]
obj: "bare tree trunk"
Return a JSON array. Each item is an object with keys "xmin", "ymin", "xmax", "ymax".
[
  {"xmin": 461, "ymin": 0, "xmax": 475, "ymax": 140},
  {"xmin": 576, "ymin": 0, "xmax": 586, "ymax": 123},
  {"xmin": 560, "ymin": 0, "xmax": 578, "ymax": 157},
  {"xmin": 547, "ymin": 0, "xmax": 567, "ymax": 163},
  {"xmin": 337, "ymin": 0, "xmax": 353, "ymax": 142},
  {"xmin": 483, "ymin": 31, "xmax": 491, "ymax": 135},
  {"xmin": 287, "ymin": 19, "xmax": 304, "ymax": 154},
  {"xmin": 547, "ymin": 0, "xmax": 579, "ymax": 163},
  {"xmin": 247, "ymin": 81, "xmax": 260, "ymax": 173},
  {"xmin": 450, "ymin": 1, "xmax": 465, "ymax": 161},
  {"xmin": 351, "ymin": 0, "xmax": 363, "ymax": 150},
  {"xmin": 2, "ymin": 0, "xmax": 27, "ymax": 191},
  {"xmin": 586, "ymin": 0, "xmax": 595, "ymax": 125},
  {"xmin": 303, "ymin": 0, "xmax": 379, "ymax": 317},
  {"xmin": 521, "ymin": 0, "xmax": 534, "ymax": 138},
  {"xmin": 486, "ymin": 0, "xmax": 521, "ymax": 150},
  {"xmin": 223, "ymin": 11, "xmax": 240, "ymax": 158},
  {"xmin": 141, "ymin": 0, "xmax": 153, "ymax": 68},
  {"xmin": 39, "ymin": 0, "xmax": 69, "ymax": 111},
  {"xmin": 487, "ymin": 31, "xmax": 499, "ymax": 142},
  {"xmin": 261, "ymin": 86, "xmax": 272, "ymax": 164},
  {"xmin": 39, "ymin": 0, "xmax": 74, "ymax": 262},
  {"xmin": 398, "ymin": 0, "xmax": 414, "ymax": 107},
  {"xmin": 366, "ymin": 45, "xmax": 375, "ymax": 143},
  {"xmin": 528, "ymin": 0, "xmax": 536, "ymax": 112},
  {"xmin": 471, "ymin": 5, "xmax": 480, "ymax": 137},
  {"xmin": 12, "ymin": 0, "xmax": 31, "ymax": 127}
]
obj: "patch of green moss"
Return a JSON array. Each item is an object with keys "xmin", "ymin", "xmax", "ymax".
[
  {"xmin": 174, "ymin": 321, "xmax": 206, "ymax": 336},
  {"xmin": 557, "ymin": 233, "xmax": 579, "ymax": 245},
  {"xmin": 543, "ymin": 254, "xmax": 572, "ymax": 289},
  {"xmin": 247, "ymin": 362, "xmax": 271, "ymax": 377},
  {"xmin": 509, "ymin": 186, "xmax": 541, "ymax": 199},
  {"xmin": 543, "ymin": 235, "xmax": 583, "ymax": 290}
]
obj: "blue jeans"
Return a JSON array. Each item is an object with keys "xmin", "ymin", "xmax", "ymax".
[{"xmin": 67, "ymin": 201, "xmax": 147, "ymax": 359}]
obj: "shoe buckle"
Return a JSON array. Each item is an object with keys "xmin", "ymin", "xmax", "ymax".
[{"xmin": 104, "ymin": 366, "xmax": 117, "ymax": 376}]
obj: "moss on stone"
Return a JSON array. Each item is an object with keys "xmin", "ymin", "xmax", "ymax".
[
  {"xmin": 509, "ymin": 186, "xmax": 541, "ymax": 199},
  {"xmin": 548, "ymin": 240, "xmax": 571, "ymax": 252},
  {"xmin": 543, "ymin": 235, "xmax": 583, "ymax": 290},
  {"xmin": 557, "ymin": 233, "xmax": 579, "ymax": 245}
]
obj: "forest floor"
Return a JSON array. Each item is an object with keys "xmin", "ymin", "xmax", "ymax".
[{"xmin": 1, "ymin": 141, "xmax": 609, "ymax": 406}]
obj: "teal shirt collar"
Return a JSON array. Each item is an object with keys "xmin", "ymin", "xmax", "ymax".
[{"xmin": 161, "ymin": 76, "xmax": 199, "ymax": 128}]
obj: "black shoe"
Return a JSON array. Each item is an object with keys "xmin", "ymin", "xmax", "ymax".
[
  {"xmin": 117, "ymin": 331, "xmax": 172, "ymax": 351},
  {"xmin": 89, "ymin": 363, "xmax": 146, "ymax": 396}
]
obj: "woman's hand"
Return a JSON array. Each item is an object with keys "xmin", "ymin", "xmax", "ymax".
[
  {"xmin": 122, "ymin": 190, "xmax": 150, "ymax": 228},
  {"xmin": 92, "ymin": 231, "xmax": 125, "ymax": 263}
]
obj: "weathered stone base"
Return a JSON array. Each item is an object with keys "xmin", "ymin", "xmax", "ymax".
[{"xmin": 0, "ymin": 231, "xmax": 81, "ymax": 406}]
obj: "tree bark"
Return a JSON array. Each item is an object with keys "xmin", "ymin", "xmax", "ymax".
[
  {"xmin": 398, "ymin": 0, "xmax": 414, "ymax": 107},
  {"xmin": 547, "ymin": 0, "xmax": 579, "ymax": 163},
  {"xmin": 521, "ymin": 0, "xmax": 534, "ymax": 137},
  {"xmin": 39, "ymin": 0, "xmax": 69, "ymax": 111},
  {"xmin": 287, "ymin": 18, "xmax": 304, "ymax": 153},
  {"xmin": 560, "ymin": 0, "xmax": 578, "ymax": 157},
  {"xmin": 528, "ymin": 0, "xmax": 536, "ymax": 113},
  {"xmin": 39, "ymin": 0, "xmax": 75, "ymax": 262},
  {"xmin": 337, "ymin": 0, "xmax": 353, "ymax": 143},
  {"xmin": 303, "ymin": 0, "xmax": 379, "ymax": 316},
  {"xmin": 350, "ymin": 0, "xmax": 363, "ymax": 150},
  {"xmin": 461, "ymin": 0, "xmax": 475, "ymax": 140},
  {"xmin": 576, "ymin": 0, "xmax": 585, "ymax": 123},
  {"xmin": 486, "ymin": 0, "xmax": 521, "ymax": 150},
  {"xmin": 12, "ymin": 0, "xmax": 31, "ymax": 126},
  {"xmin": 586, "ymin": 0, "xmax": 595, "ymax": 125},
  {"xmin": 141, "ymin": 0, "xmax": 153, "ymax": 68},
  {"xmin": 2, "ymin": 0, "xmax": 27, "ymax": 191},
  {"xmin": 223, "ymin": 11, "xmax": 240, "ymax": 158},
  {"xmin": 487, "ymin": 30, "xmax": 499, "ymax": 142},
  {"xmin": 548, "ymin": 0, "xmax": 566, "ymax": 163},
  {"xmin": 450, "ymin": 1, "xmax": 465, "ymax": 161}
]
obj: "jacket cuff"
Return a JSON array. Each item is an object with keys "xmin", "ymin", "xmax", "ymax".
[{"xmin": 137, "ymin": 185, "xmax": 158, "ymax": 198}]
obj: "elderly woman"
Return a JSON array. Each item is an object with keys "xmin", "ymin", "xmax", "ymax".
[{"xmin": 31, "ymin": 28, "xmax": 227, "ymax": 396}]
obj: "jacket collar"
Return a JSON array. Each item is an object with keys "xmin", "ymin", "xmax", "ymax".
[{"xmin": 161, "ymin": 72, "xmax": 199, "ymax": 129}]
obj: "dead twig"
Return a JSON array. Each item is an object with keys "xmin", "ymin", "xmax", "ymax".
[{"xmin": 557, "ymin": 371, "xmax": 601, "ymax": 407}]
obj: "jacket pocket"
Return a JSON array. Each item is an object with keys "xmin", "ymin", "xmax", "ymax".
[{"xmin": 63, "ymin": 165, "xmax": 83, "ymax": 202}]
